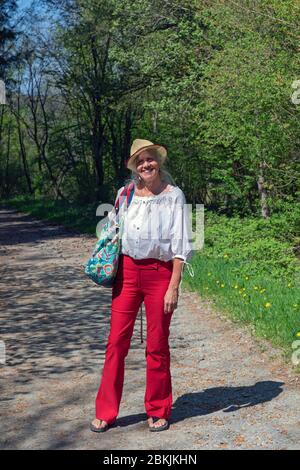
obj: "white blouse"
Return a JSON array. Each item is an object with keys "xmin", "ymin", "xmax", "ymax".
[{"xmin": 108, "ymin": 184, "xmax": 194, "ymax": 272}]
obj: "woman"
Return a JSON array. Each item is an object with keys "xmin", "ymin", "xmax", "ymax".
[{"xmin": 90, "ymin": 139, "xmax": 194, "ymax": 433}]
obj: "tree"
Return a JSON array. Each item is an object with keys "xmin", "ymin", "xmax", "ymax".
[{"xmin": 0, "ymin": 0, "xmax": 18, "ymax": 80}]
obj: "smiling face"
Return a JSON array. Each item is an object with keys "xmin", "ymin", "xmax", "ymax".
[{"xmin": 135, "ymin": 150, "xmax": 161, "ymax": 184}]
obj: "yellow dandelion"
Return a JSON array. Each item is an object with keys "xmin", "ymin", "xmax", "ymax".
[
  {"xmin": 242, "ymin": 288, "xmax": 246, "ymax": 291},
  {"xmin": 234, "ymin": 285, "xmax": 238, "ymax": 289},
  {"xmin": 254, "ymin": 286, "xmax": 258, "ymax": 290},
  {"xmin": 245, "ymin": 276, "xmax": 249, "ymax": 280},
  {"xmin": 264, "ymin": 302, "xmax": 271, "ymax": 308},
  {"xmin": 216, "ymin": 280, "xmax": 220, "ymax": 284},
  {"xmin": 221, "ymin": 283, "xmax": 225, "ymax": 288},
  {"xmin": 296, "ymin": 332, "xmax": 300, "ymax": 337},
  {"xmin": 288, "ymin": 283, "xmax": 292, "ymax": 288}
]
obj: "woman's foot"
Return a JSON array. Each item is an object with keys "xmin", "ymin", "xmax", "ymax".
[
  {"xmin": 147, "ymin": 416, "xmax": 169, "ymax": 431},
  {"xmin": 90, "ymin": 418, "xmax": 109, "ymax": 432}
]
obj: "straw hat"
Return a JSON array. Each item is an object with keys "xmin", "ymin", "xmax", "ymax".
[{"xmin": 126, "ymin": 139, "xmax": 168, "ymax": 172}]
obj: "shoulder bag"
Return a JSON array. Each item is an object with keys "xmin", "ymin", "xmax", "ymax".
[{"xmin": 83, "ymin": 182, "xmax": 135, "ymax": 287}]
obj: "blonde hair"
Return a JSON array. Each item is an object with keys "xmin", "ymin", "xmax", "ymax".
[{"xmin": 124, "ymin": 148, "xmax": 176, "ymax": 187}]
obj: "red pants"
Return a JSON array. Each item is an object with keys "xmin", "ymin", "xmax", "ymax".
[{"xmin": 95, "ymin": 254, "xmax": 174, "ymax": 425}]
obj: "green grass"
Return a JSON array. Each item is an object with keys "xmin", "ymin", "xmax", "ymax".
[
  {"xmin": 182, "ymin": 206, "xmax": 300, "ymax": 362},
  {"xmin": 182, "ymin": 254, "xmax": 300, "ymax": 350},
  {"xmin": 0, "ymin": 195, "xmax": 101, "ymax": 235}
]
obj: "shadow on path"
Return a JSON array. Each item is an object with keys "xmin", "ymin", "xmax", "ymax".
[{"xmin": 114, "ymin": 380, "xmax": 284, "ymax": 427}]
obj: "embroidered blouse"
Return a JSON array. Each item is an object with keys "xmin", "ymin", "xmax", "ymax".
[{"xmin": 108, "ymin": 184, "xmax": 194, "ymax": 273}]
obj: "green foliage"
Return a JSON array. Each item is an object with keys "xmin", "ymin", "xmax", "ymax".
[
  {"xmin": 0, "ymin": 195, "xmax": 100, "ymax": 234},
  {"xmin": 183, "ymin": 198, "xmax": 300, "ymax": 351},
  {"xmin": 1, "ymin": 0, "xmax": 299, "ymax": 214},
  {"xmin": 202, "ymin": 206, "xmax": 300, "ymax": 280},
  {"xmin": 184, "ymin": 253, "xmax": 300, "ymax": 350}
]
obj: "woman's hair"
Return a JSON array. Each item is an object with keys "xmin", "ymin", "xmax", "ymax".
[{"xmin": 123, "ymin": 148, "xmax": 176, "ymax": 187}]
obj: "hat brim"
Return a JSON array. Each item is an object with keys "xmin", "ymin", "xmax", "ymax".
[{"xmin": 126, "ymin": 144, "xmax": 168, "ymax": 171}]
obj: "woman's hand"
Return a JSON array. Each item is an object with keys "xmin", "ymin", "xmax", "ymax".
[
  {"xmin": 164, "ymin": 258, "xmax": 183, "ymax": 314},
  {"xmin": 164, "ymin": 286, "xmax": 179, "ymax": 314}
]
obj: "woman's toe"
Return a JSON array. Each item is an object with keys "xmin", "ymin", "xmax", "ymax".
[
  {"xmin": 92, "ymin": 418, "xmax": 107, "ymax": 429},
  {"xmin": 153, "ymin": 419, "xmax": 166, "ymax": 428},
  {"xmin": 148, "ymin": 417, "xmax": 169, "ymax": 429}
]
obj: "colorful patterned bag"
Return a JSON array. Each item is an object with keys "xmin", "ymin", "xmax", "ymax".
[{"xmin": 84, "ymin": 182, "xmax": 135, "ymax": 287}]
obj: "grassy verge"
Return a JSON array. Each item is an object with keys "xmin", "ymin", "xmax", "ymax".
[
  {"xmin": 183, "ymin": 255, "xmax": 299, "ymax": 348},
  {"xmin": 0, "ymin": 195, "xmax": 100, "ymax": 235},
  {"xmin": 182, "ymin": 206, "xmax": 300, "ymax": 364}
]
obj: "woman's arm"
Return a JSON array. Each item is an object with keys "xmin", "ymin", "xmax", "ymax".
[
  {"xmin": 164, "ymin": 258, "xmax": 184, "ymax": 314},
  {"xmin": 169, "ymin": 257, "xmax": 184, "ymax": 290},
  {"xmin": 164, "ymin": 190, "xmax": 194, "ymax": 314}
]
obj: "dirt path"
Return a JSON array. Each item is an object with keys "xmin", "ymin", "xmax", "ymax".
[{"xmin": 0, "ymin": 206, "xmax": 299, "ymax": 450}]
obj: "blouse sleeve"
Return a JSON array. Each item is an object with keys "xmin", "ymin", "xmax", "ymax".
[{"xmin": 170, "ymin": 190, "xmax": 193, "ymax": 262}]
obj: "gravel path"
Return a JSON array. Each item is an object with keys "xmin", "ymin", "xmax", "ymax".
[{"xmin": 0, "ymin": 206, "xmax": 299, "ymax": 450}]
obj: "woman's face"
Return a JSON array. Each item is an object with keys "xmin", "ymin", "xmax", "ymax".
[{"xmin": 135, "ymin": 150, "xmax": 160, "ymax": 184}]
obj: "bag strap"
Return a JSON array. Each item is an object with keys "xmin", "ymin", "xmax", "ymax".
[{"xmin": 114, "ymin": 182, "xmax": 135, "ymax": 216}]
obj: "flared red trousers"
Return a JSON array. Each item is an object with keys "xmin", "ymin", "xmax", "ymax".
[{"xmin": 95, "ymin": 253, "xmax": 174, "ymax": 425}]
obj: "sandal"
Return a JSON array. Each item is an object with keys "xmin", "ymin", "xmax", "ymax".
[
  {"xmin": 90, "ymin": 419, "xmax": 111, "ymax": 433},
  {"xmin": 148, "ymin": 416, "xmax": 170, "ymax": 432}
]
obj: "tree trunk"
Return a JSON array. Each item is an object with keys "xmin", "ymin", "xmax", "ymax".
[
  {"xmin": 257, "ymin": 161, "xmax": 270, "ymax": 218},
  {"xmin": 16, "ymin": 95, "xmax": 33, "ymax": 194}
]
